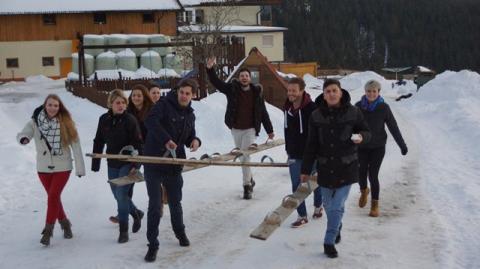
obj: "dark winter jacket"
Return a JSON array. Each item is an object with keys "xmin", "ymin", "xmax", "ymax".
[
  {"xmin": 206, "ymin": 67, "xmax": 274, "ymax": 136},
  {"xmin": 127, "ymin": 106, "xmax": 148, "ymax": 142},
  {"xmin": 283, "ymin": 92, "xmax": 317, "ymax": 159},
  {"xmin": 301, "ymin": 90, "xmax": 371, "ymax": 189},
  {"xmin": 144, "ymin": 90, "xmax": 201, "ymax": 174},
  {"xmin": 355, "ymin": 99, "xmax": 407, "ymax": 151},
  {"xmin": 91, "ymin": 110, "xmax": 143, "ymax": 171}
]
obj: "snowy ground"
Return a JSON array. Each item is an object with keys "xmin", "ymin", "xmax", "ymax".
[{"xmin": 0, "ymin": 71, "xmax": 479, "ymax": 269}]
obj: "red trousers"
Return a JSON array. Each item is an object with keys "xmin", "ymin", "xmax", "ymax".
[{"xmin": 38, "ymin": 171, "xmax": 71, "ymax": 224}]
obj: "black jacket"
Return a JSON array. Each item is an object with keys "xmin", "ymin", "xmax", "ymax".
[
  {"xmin": 91, "ymin": 110, "xmax": 143, "ymax": 170},
  {"xmin": 355, "ymin": 101, "xmax": 407, "ymax": 151},
  {"xmin": 127, "ymin": 106, "xmax": 148, "ymax": 142},
  {"xmin": 144, "ymin": 91, "xmax": 201, "ymax": 174},
  {"xmin": 301, "ymin": 90, "xmax": 371, "ymax": 189},
  {"xmin": 284, "ymin": 92, "xmax": 317, "ymax": 159},
  {"xmin": 206, "ymin": 67, "xmax": 273, "ymax": 136}
]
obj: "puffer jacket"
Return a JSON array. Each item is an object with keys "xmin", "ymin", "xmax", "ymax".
[
  {"xmin": 301, "ymin": 90, "xmax": 371, "ymax": 188},
  {"xmin": 17, "ymin": 106, "xmax": 85, "ymax": 176}
]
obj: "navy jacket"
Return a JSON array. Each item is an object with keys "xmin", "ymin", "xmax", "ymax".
[
  {"xmin": 283, "ymin": 92, "xmax": 317, "ymax": 159},
  {"xmin": 144, "ymin": 91, "xmax": 201, "ymax": 174}
]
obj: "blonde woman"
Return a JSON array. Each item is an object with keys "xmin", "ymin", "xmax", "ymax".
[
  {"xmin": 17, "ymin": 94, "xmax": 85, "ymax": 246},
  {"xmin": 91, "ymin": 89, "xmax": 143, "ymax": 243}
]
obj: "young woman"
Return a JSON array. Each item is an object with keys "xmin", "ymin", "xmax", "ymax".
[
  {"xmin": 108, "ymin": 84, "xmax": 153, "ymax": 224},
  {"xmin": 17, "ymin": 94, "xmax": 85, "ymax": 246},
  {"xmin": 355, "ymin": 80, "xmax": 408, "ymax": 217},
  {"xmin": 91, "ymin": 89, "xmax": 143, "ymax": 243},
  {"xmin": 148, "ymin": 83, "xmax": 162, "ymax": 103}
]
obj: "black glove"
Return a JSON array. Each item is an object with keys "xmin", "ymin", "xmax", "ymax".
[{"xmin": 401, "ymin": 146, "xmax": 408, "ymax": 156}]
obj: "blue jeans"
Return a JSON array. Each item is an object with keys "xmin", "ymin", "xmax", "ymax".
[
  {"xmin": 288, "ymin": 158, "xmax": 322, "ymax": 217},
  {"xmin": 107, "ymin": 165, "xmax": 138, "ymax": 224},
  {"xmin": 144, "ymin": 167, "xmax": 185, "ymax": 248},
  {"xmin": 320, "ymin": 184, "xmax": 352, "ymax": 245}
]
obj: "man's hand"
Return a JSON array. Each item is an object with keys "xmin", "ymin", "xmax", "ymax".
[
  {"xmin": 300, "ymin": 174, "xmax": 310, "ymax": 183},
  {"xmin": 190, "ymin": 139, "xmax": 200, "ymax": 152},
  {"xmin": 165, "ymin": 140, "xmax": 177, "ymax": 150},
  {"xmin": 20, "ymin": 137, "xmax": 29, "ymax": 145},
  {"xmin": 351, "ymin": 133, "xmax": 363, "ymax": 144},
  {"xmin": 128, "ymin": 167, "xmax": 137, "ymax": 176},
  {"xmin": 268, "ymin": 132, "xmax": 275, "ymax": 140},
  {"xmin": 206, "ymin": 57, "xmax": 216, "ymax": 69}
]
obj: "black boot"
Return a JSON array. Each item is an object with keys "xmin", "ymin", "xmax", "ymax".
[
  {"xmin": 243, "ymin": 184, "xmax": 253, "ymax": 200},
  {"xmin": 59, "ymin": 219, "xmax": 73, "ymax": 239},
  {"xmin": 118, "ymin": 222, "xmax": 129, "ymax": 243},
  {"xmin": 131, "ymin": 209, "xmax": 144, "ymax": 233},
  {"xmin": 250, "ymin": 178, "xmax": 255, "ymax": 189},
  {"xmin": 324, "ymin": 244, "xmax": 338, "ymax": 258},
  {"xmin": 176, "ymin": 232, "xmax": 190, "ymax": 247},
  {"xmin": 144, "ymin": 244, "xmax": 158, "ymax": 262},
  {"xmin": 40, "ymin": 224, "xmax": 54, "ymax": 246},
  {"xmin": 335, "ymin": 223, "xmax": 342, "ymax": 244}
]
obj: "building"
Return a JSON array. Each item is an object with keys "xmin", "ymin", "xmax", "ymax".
[
  {"xmin": 178, "ymin": 0, "xmax": 285, "ymax": 62},
  {"xmin": 0, "ymin": 0, "xmax": 181, "ymax": 81}
]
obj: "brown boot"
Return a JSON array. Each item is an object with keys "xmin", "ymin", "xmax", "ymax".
[
  {"xmin": 59, "ymin": 219, "xmax": 73, "ymax": 239},
  {"xmin": 359, "ymin": 188, "xmax": 370, "ymax": 208},
  {"xmin": 369, "ymin": 200, "xmax": 379, "ymax": 217},
  {"xmin": 40, "ymin": 224, "xmax": 54, "ymax": 246}
]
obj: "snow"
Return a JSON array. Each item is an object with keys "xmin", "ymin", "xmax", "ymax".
[
  {"xmin": 141, "ymin": 51, "xmax": 160, "ymax": 57},
  {"xmin": 24, "ymin": 75, "xmax": 54, "ymax": 83},
  {"xmin": 417, "ymin": 65, "xmax": 434, "ymax": 73},
  {"xmin": 0, "ymin": 0, "xmax": 181, "ymax": 14},
  {"xmin": 179, "ymin": 25, "xmax": 288, "ymax": 34},
  {"xmin": 1, "ymin": 70, "xmax": 480, "ymax": 268}
]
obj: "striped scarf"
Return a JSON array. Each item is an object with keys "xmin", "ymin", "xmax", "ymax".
[{"xmin": 37, "ymin": 109, "xmax": 63, "ymax": 155}]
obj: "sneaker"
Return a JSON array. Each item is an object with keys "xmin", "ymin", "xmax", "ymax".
[
  {"xmin": 109, "ymin": 215, "xmax": 119, "ymax": 224},
  {"xmin": 290, "ymin": 216, "xmax": 308, "ymax": 228},
  {"xmin": 312, "ymin": 207, "xmax": 323, "ymax": 219}
]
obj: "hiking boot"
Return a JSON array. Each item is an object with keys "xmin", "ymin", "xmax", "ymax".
[
  {"xmin": 324, "ymin": 244, "xmax": 338, "ymax": 258},
  {"xmin": 243, "ymin": 184, "xmax": 253, "ymax": 200},
  {"xmin": 312, "ymin": 207, "xmax": 323, "ymax": 219},
  {"xmin": 335, "ymin": 223, "xmax": 342, "ymax": 244},
  {"xmin": 359, "ymin": 187, "xmax": 370, "ymax": 208},
  {"xmin": 131, "ymin": 209, "xmax": 144, "ymax": 233},
  {"xmin": 40, "ymin": 224, "xmax": 54, "ymax": 246},
  {"xmin": 369, "ymin": 200, "xmax": 380, "ymax": 217},
  {"xmin": 290, "ymin": 216, "xmax": 308, "ymax": 228},
  {"xmin": 176, "ymin": 232, "xmax": 190, "ymax": 247},
  {"xmin": 59, "ymin": 219, "xmax": 73, "ymax": 239},
  {"xmin": 118, "ymin": 222, "xmax": 129, "ymax": 243},
  {"xmin": 144, "ymin": 245, "xmax": 158, "ymax": 262}
]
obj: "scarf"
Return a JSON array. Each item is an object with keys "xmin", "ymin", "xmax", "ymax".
[
  {"xmin": 360, "ymin": 95, "xmax": 384, "ymax": 112},
  {"xmin": 37, "ymin": 109, "xmax": 63, "ymax": 155}
]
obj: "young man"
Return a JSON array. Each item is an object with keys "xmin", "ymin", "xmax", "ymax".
[
  {"xmin": 143, "ymin": 79, "xmax": 202, "ymax": 262},
  {"xmin": 284, "ymin": 77, "xmax": 323, "ymax": 228},
  {"xmin": 301, "ymin": 79, "xmax": 371, "ymax": 258},
  {"xmin": 206, "ymin": 57, "xmax": 274, "ymax": 200}
]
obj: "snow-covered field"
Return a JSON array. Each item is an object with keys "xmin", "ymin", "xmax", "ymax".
[{"xmin": 0, "ymin": 70, "xmax": 478, "ymax": 269}]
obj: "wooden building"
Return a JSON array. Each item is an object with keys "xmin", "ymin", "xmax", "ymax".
[{"xmin": 0, "ymin": 1, "xmax": 181, "ymax": 81}]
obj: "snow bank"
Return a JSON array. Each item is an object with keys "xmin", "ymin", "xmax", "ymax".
[{"xmin": 24, "ymin": 75, "xmax": 53, "ymax": 83}]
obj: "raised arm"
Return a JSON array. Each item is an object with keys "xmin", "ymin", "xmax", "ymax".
[{"xmin": 206, "ymin": 57, "xmax": 232, "ymax": 94}]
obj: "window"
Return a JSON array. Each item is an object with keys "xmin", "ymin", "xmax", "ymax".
[
  {"xmin": 43, "ymin": 14, "xmax": 56, "ymax": 25},
  {"xmin": 93, "ymin": 13, "xmax": 107, "ymax": 24},
  {"xmin": 195, "ymin": 9, "xmax": 204, "ymax": 24},
  {"xmin": 185, "ymin": 10, "xmax": 193, "ymax": 24},
  {"xmin": 260, "ymin": 6, "xmax": 272, "ymax": 22},
  {"xmin": 6, "ymin": 58, "xmax": 19, "ymax": 68},
  {"xmin": 262, "ymin": 35, "xmax": 274, "ymax": 47},
  {"xmin": 143, "ymin": 12, "xmax": 155, "ymax": 23},
  {"xmin": 42, "ymin": 57, "xmax": 54, "ymax": 66}
]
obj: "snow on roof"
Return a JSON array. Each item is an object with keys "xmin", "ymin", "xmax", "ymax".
[
  {"xmin": 179, "ymin": 25, "xmax": 288, "ymax": 34},
  {"xmin": 180, "ymin": 0, "xmax": 232, "ymax": 7},
  {"xmin": 418, "ymin": 66, "xmax": 433, "ymax": 73},
  {"xmin": 0, "ymin": 0, "xmax": 181, "ymax": 14}
]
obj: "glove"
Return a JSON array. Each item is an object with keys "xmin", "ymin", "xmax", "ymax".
[
  {"xmin": 401, "ymin": 146, "xmax": 408, "ymax": 156},
  {"xmin": 20, "ymin": 137, "xmax": 29, "ymax": 145}
]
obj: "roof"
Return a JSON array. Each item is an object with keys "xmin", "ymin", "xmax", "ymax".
[
  {"xmin": 180, "ymin": 0, "xmax": 281, "ymax": 7},
  {"xmin": 0, "ymin": 0, "xmax": 181, "ymax": 15},
  {"xmin": 179, "ymin": 25, "xmax": 288, "ymax": 34}
]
